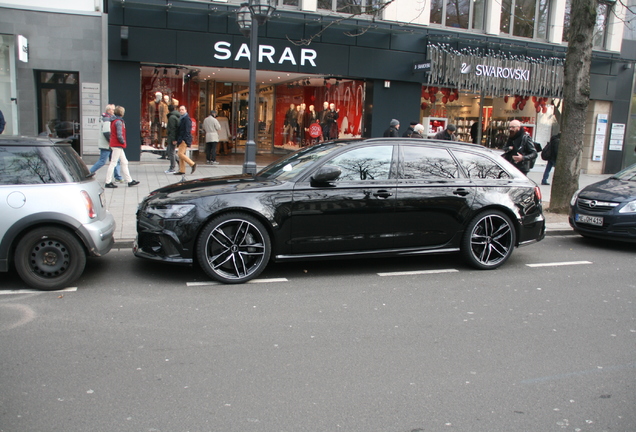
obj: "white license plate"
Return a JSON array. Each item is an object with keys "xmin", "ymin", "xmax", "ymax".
[{"xmin": 576, "ymin": 214, "xmax": 603, "ymax": 226}]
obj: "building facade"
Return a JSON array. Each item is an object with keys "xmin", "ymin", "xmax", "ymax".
[{"xmin": 2, "ymin": 0, "xmax": 634, "ymax": 174}]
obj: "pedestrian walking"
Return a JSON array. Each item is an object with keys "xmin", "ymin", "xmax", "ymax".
[
  {"xmin": 383, "ymin": 119, "xmax": 400, "ymax": 137},
  {"xmin": 501, "ymin": 119, "xmax": 537, "ymax": 175},
  {"xmin": 402, "ymin": 121, "xmax": 418, "ymax": 137},
  {"xmin": 434, "ymin": 124, "xmax": 457, "ymax": 140},
  {"xmin": 175, "ymin": 105, "xmax": 197, "ymax": 175},
  {"xmin": 104, "ymin": 106, "xmax": 140, "ymax": 188},
  {"xmin": 410, "ymin": 123, "xmax": 425, "ymax": 138},
  {"xmin": 164, "ymin": 104, "xmax": 180, "ymax": 174},
  {"xmin": 541, "ymin": 132, "xmax": 560, "ymax": 185},
  {"xmin": 203, "ymin": 110, "xmax": 221, "ymax": 165},
  {"xmin": 89, "ymin": 104, "xmax": 123, "ymax": 182}
]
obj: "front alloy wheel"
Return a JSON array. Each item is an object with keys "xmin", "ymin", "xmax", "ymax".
[
  {"xmin": 197, "ymin": 213, "xmax": 271, "ymax": 284},
  {"xmin": 462, "ymin": 210, "xmax": 515, "ymax": 269}
]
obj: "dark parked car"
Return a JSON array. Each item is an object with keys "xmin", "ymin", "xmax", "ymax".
[
  {"xmin": 0, "ymin": 136, "xmax": 115, "ymax": 290},
  {"xmin": 134, "ymin": 138, "xmax": 545, "ymax": 283},
  {"xmin": 570, "ymin": 163, "xmax": 636, "ymax": 242}
]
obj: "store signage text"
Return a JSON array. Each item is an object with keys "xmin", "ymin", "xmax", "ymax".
[
  {"xmin": 473, "ymin": 64, "xmax": 530, "ymax": 81},
  {"xmin": 214, "ymin": 41, "xmax": 317, "ymax": 67}
]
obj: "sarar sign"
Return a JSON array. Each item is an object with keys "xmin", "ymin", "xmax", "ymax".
[{"xmin": 214, "ymin": 41, "xmax": 317, "ymax": 67}]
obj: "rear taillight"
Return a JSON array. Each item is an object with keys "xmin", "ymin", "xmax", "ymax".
[
  {"xmin": 534, "ymin": 186, "xmax": 542, "ymax": 202},
  {"xmin": 81, "ymin": 190, "xmax": 97, "ymax": 219}
]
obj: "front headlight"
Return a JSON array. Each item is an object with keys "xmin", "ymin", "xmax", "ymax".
[
  {"xmin": 570, "ymin": 189, "xmax": 581, "ymax": 206},
  {"xmin": 146, "ymin": 204, "xmax": 196, "ymax": 219},
  {"xmin": 618, "ymin": 200, "xmax": 636, "ymax": 214}
]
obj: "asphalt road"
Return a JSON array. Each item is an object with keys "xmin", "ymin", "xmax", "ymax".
[{"xmin": 1, "ymin": 235, "xmax": 635, "ymax": 432}]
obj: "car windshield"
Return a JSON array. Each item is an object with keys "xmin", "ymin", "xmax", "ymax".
[
  {"xmin": 612, "ymin": 164, "xmax": 636, "ymax": 181},
  {"xmin": 257, "ymin": 141, "xmax": 349, "ymax": 181}
]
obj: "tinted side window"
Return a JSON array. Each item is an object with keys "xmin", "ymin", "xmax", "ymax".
[
  {"xmin": 329, "ymin": 145, "xmax": 394, "ymax": 181},
  {"xmin": 0, "ymin": 145, "xmax": 87, "ymax": 185},
  {"xmin": 453, "ymin": 150, "xmax": 511, "ymax": 179},
  {"xmin": 401, "ymin": 146, "xmax": 460, "ymax": 179}
]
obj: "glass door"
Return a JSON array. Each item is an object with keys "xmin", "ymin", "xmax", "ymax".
[
  {"xmin": 0, "ymin": 35, "xmax": 17, "ymax": 135},
  {"xmin": 36, "ymin": 71, "xmax": 80, "ymax": 154}
]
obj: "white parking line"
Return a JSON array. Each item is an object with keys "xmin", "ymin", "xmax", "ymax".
[
  {"xmin": 187, "ymin": 278, "xmax": 289, "ymax": 287},
  {"xmin": 526, "ymin": 261, "xmax": 593, "ymax": 268},
  {"xmin": 378, "ymin": 269, "xmax": 459, "ymax": 277},
  {"xmin": 0, "ymin": 287, "xmax": 78, "ymax": 295}
]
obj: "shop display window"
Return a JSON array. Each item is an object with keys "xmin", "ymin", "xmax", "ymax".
[
  {"xmin": 274, "ymin": 79, "xmax": 364, "ymax": 151},
  {"xmin": 140, "ymin": 66, "xmax": 200, "ymax": 150}
]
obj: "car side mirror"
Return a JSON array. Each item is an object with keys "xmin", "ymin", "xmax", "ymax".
[{"xmin": 311, "ymin": 165, "xmax": 341, "ymax": 185}]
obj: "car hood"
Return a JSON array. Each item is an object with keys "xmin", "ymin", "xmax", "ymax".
[
  {"xmin": 580, "ymin": 177, "xmax": 636, "ymax": 202},
  {"xmin": 147, "ymin": 174, "xmax": 284, "ymax": 200}
]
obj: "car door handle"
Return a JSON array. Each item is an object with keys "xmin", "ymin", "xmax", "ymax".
[
  {"xmin": 373, "ymin": 189, "xmax": 393, "ymax": 198},
  {"xmin": 453, "ymin": 188, "xmax": 470, "ymax": 196}
]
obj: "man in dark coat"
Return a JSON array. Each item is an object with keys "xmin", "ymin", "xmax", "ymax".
[
  {"xmin": 434, "ymin": 124, "xmax": 457, "ymax": 141},
  {"xmin": 402, "ymin": 121, "xmax": 417, "ymax": 137},
  {"xmin": 383, "ymin": 119, "xmax": 400, "ymax": 137},
  {"xmin": 541, "ymin": 132, "xmax": 560, "ymax": 185},
  {"xmin": 164, "ymin": 104, "xmax": 180, "ymax": 173},
  {"xmin": 502, "ymin": 119, "xmax": 537, "ymax": 175},
  {"xmin": 175, "ymin": 105, "xmax": 196, "ymax": 175}
]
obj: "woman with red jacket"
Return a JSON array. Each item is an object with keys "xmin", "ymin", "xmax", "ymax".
[{"xmin": 105, "ymin": 106, "xmax": 140, "ymax": 188}]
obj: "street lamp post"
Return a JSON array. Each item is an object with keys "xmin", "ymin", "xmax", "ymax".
[{"xmin": 236, "ymin": 0, "xmax": 276, "ymax": 175}]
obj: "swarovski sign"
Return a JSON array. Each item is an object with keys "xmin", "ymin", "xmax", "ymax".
[
  {"xmin": 474, "ymin": 64, "xmax": 530, "ymax": 81},
  {"xmin": 214, "ymin": 41, "xmax": 317, "ymax": 67},
  {"xmin": 427, "ymin": 43, "xmax": 564, "ymax": 97}
]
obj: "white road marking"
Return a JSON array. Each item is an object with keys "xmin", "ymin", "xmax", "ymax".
[
  {"xmin": 0, "ymin": 287, "xmax": 78, "ymax": 295},
  {"xmin": 526, "ymin": 261, "xmax": 593, "ymax": 268},
  {"xmin": 378, "ymin": 269, "xmax": 459, "ymax": 277},
  {"xmin": 187, "ymin": 278, "xmax": 289, "ymax": 287}
]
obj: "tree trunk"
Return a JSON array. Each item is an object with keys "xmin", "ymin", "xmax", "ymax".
[{"xmin": 549, "ymin": 0, "xmax": 597, "ymax": 214}]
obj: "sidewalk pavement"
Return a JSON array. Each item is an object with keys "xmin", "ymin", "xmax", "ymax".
[{"xmin": 92, "ymin": 151, "xmax": 610, "ymax": 248}]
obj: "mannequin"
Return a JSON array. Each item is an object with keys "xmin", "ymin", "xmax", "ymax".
[
  {"xmin": 295, "ymin": 103, "xmax": 305, "ymax": 146},
  {"xmin": 303, "ymin": 104, "xmax": 317, "ymax": 146},
  {"xmin": 216, "ymin": 111, "xmax": 232, "ymax": 155},
  {"xmin": 148, "ymin": 92, "xmax": 162, "ymax": 147},
  {"xmin": 328, "ymin": 103, "xmax": 340, "ymax": 140},
  {"xmin": 318, "ymin": 101, "xmax": 330, "ymax": 141},
  {"xmin": 158, "ymin": 94, "xmax": 170, "ymax": 148},
  {"xmin": 283, "ymin": 103, "xmax": 297, "ymax": 146}
]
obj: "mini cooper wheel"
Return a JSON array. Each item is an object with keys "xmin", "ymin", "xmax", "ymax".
[
  {"xmin": 197, "ymin": 213, "xmax": 271, "ymax": 284},
  {"xmin": 14, "ymin": 227, "xmax": 87, "ymax": 291},
  {"xmin": 462, "ymin": 210, "xmax": 516, "ymax": 270}
]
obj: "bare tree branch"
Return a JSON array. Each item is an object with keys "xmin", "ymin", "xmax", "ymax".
[{"xmin": 285, "ymin": 0, "xmax": 398, "ymax": 46}]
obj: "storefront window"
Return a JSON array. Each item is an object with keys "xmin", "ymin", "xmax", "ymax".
[
  {"xmin": 140, "ymin": 66, "xmax": 200, "ymax": 150},
  {"xmin": 420, "ymin": 86, "xmax": 558, "ymax": 151},
  {"xmin": 274, "ymin": 79, "xmax": 364, "ymax": 151}
]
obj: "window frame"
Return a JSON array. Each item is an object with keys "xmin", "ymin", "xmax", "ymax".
[
  {"xmin": 500, "ymin": 0, "xmax": 552, "ymax": 40},
  {"xmin": 430, "ymin": 0, "xmax": 487, "ymax": 32}
]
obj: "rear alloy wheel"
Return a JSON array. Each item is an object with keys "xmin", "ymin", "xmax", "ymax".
[
  {"xmin": 197, "ymin": 213, "xmax": 271, "ymax": 284},
  {"xmin": 462, "ymin": 210, "xmax": 516, "ymax": 270},
  {"xmin": 15, "ymin": 227, "xmax": 87, "ymax": 290}
]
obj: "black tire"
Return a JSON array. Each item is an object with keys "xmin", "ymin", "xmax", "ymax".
[
  {"xmin": 196, "ymin": 213, "xmax": 271, "ymax": 284},
  {"xmin": 461, "ymin": 210, "xmax": 516, "ymax": 270},
  {"xmin": 14, "ymin": 227, "xmax": 87, "ymax": 291}
]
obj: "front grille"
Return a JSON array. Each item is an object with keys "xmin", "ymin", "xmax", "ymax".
[{"xmin": 577, "ymin": 198, "xmax": 619, "ymax": 213}]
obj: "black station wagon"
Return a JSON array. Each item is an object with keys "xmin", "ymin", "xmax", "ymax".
[{"xmin": 134, "ymin": 138, "xmax": 545, "ymax": 283}]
